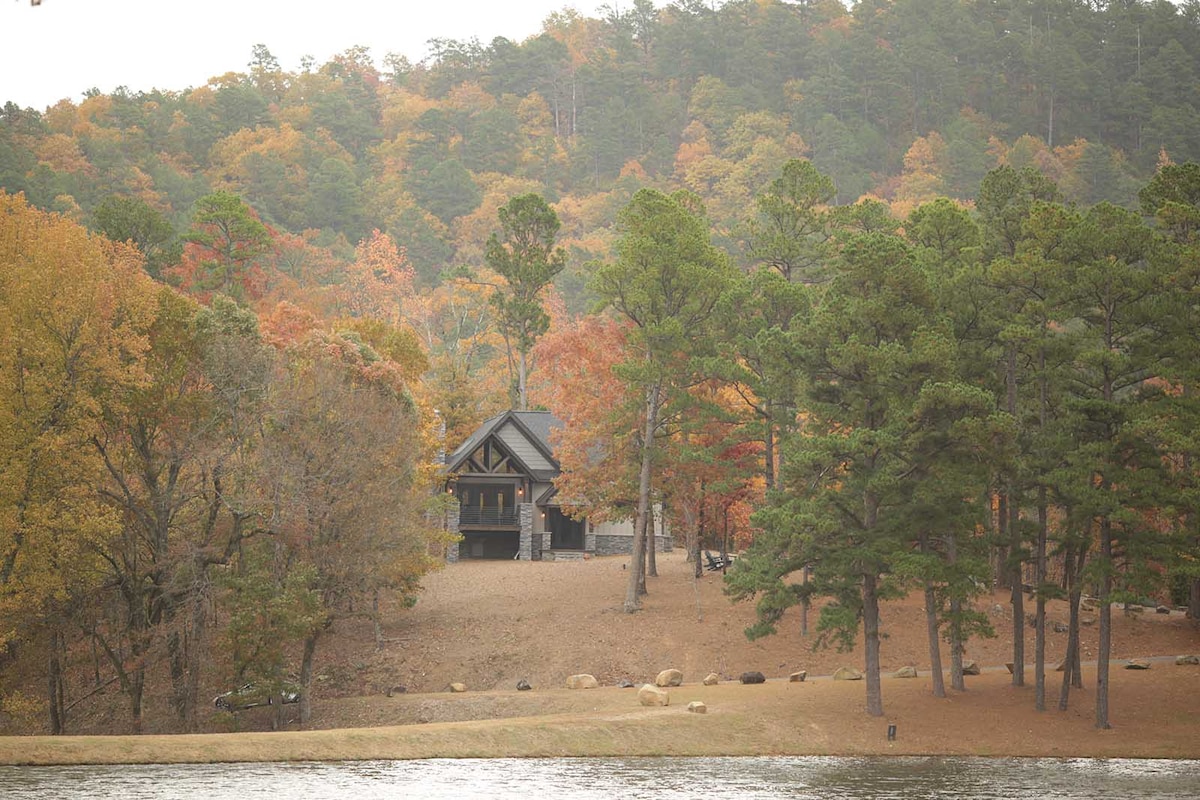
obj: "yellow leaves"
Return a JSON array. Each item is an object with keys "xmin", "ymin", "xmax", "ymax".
[
  {"xmin": 35, "ymin": 134, "xmax": 95, "ymax": 177},
  {"xmin": 444, "ymin": 82, "xmax": 497, "ymax": 114},
  {"xmin": 379, "ymin": 87, "xmax": 440, "ymax": 139},
  {"xmin": 0, "ymin": 193, "xmax": 158, "ymax": 628}
]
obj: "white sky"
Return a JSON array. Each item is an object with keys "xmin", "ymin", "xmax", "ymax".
[{"xmin": 0, "ymin": 0, "xmax": 608, "ymax": 110}]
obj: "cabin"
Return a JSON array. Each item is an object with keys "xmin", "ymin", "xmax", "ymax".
[{"xmin": 442, "ymin": 410, "xmax": 670, "ymax": 561}]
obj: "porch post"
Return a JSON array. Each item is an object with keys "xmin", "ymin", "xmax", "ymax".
[{"xmin": 519, "ymin": 503, "xmax": 534, "ymax": 561}]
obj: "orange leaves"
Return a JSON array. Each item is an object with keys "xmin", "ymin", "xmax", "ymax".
[{"xmin": 341, "ymin": 229, "xmax": 415, "ymax": 323}]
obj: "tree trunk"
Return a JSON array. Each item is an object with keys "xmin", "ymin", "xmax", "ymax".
[
  {"xmin": 764, "ymin": 404, "xmax": 776, "ymax": 491},
  {"xmin": 800, "ymin": 567, "xmax": 810, "ymax": 637},
  {"xmin": 1096, "ymin": 515, "xmax": 1112, "ymax": 729},
  {"xmin": 919, "ymin": 532, "xmax": 945, "ymax": 698},
  {"xmin": 300, "ymin": 632, "xmax": 319, "ymax": 726},
  {"xmin": 863, "ymin": 571, "xmax": 884, "ymax": 717},
  {"xmin": 47, "ymin": 630, "xmax": 65, "ymax": 735},
  {"xmin": 518, "ymin": 349, "xmax": 528, "ymax": 411},
  {"xmin": 1035, "ymin": 487, "xmax": 1048, "ymax": 711},
  {"xmin": 647, "ymin": 503, "xmax": 658, "ymax": 578},
  {"xmin": 624, "ymin": 380, "xmax": 661, "ymax": 613},
  {"xmin": 947, "ymin": 533, "xmax": 965, "ymax": 691},
  {"xmin": 924, "ymin": 580, "xmax": 946, "ymax": 698},
  {"xmin": 1009, "ymin": 494, "xmax": 1024, "ymax": 688}
]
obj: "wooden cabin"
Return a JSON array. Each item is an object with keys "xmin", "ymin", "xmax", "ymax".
[{"xmin": 442, "ymin": 410, "xmax": 669, "ymax": 561}]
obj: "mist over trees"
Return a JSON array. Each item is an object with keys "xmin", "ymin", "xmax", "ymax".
[{"xmin": 2, "ymin": 0, "xmax": 1200, "ymax": 734}]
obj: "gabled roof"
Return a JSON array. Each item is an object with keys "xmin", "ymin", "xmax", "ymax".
[{"xmin": 445, "ymin": 410, "xmax": 562, "ymax": 482}]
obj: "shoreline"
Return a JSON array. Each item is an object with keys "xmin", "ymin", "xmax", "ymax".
[{"xmin": 2, "ymin": 667, "xmax": 1197, "ymax": 766}]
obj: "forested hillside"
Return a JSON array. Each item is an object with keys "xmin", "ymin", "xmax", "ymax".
[{"xmin": 2, "ymin": 0, "xmax": 1200, "ymax": 736}]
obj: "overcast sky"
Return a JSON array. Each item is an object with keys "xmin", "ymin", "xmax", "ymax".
[{"xmin": 0, "ymin": 0, "xmax": 615, "ymax": 110}]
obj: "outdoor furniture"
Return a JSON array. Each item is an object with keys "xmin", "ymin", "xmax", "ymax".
[{"xmin": 704, "ymin": 550, "xmax": 733, "ymax": 571}]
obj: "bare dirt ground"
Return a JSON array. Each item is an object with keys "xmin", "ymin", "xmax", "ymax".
[
  {"xmin": 349, "ymin": 549, "xmax": 1198, "ymax": 700},
  {"xmin": 6, "ymin": 548, "xmax": 1198, "ymax": 760}
]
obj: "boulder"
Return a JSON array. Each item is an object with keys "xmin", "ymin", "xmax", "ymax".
[
  {"xmin": 702, "ymin": 673, "xmax": 720, "ymax": 686},
  {"xmin": 1174, "ymin": 655, "xmax": 1199, "ymax": 666},
  {"xmin": 616, "ymin": 678, "xmax": 636, "ymax": 688},
  {"xmin": 686, "ymin": 701, "xmax": 707, "ymax": 714},
  {"xmin": 1080, "ymin": 616, "xmax": 1097, "ymax": 627},
  {"xmin": 832, "ymin": 667, "xmax": 863, "ymax": 681},
  {"xmin": 1052, "ymin": 622, "xmax": 1069, "ymax": 633},
  {"xmin": 1125, "ymin": 659, "xmax": 1151, "ymax": 670},
  {"xmin": 789, "ymin": 671, "xmax": 807, "ymax": 683},
  {"xmin": 962, "ymin": 660, "xmax": 981, "ymax": 676},
  {"xmin": 1156, "ymin": 605, "xmax": 1171, "ymax": 615},
  {"xmin": 516, "ymin": 679, "xmax": 532, "ymax": 691},
  {"xmin": 385, "ymin": 685, "xmax": 407, "ymax": 697},
  {"xmin": 893, "ymin": 666, "xmax": 918, "ymax": 679},
  {"xmin": 638, "ymin": 684, "xmax": 670, "ymax": 706},
  {"xmin": 739, "ymin": 671, "xmax": 767, "ymax": 684},
  {"xmin": 449, "ymin": 682, "xmax": 467, "ymax": 693},
  {"xmin": 655, "ymin": 669, "xmax": 684, "ymax": 687},
  {"xmin": 567, "ymin": 674, "xmax": 599, "ymax": 689}
]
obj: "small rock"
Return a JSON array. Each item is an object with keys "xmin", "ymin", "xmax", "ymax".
[
  {"xmin": 893, "ymin": 666, "xmax": 918, "ymax": 679},
  {"xmin": 638, "ymin": 684, "xmax": 670, "ymax": 706},
  {"xmin": 1053, "ymin": 622, "xmax": 1069, "ymax": 633},
  {"xmin": 567, "ymin": 674, "xmax": 599, "ymax": 689},
  {"xmin": 1124, "ymin": 604, "xmax": 1145, "ymax": 615},
  {"xmin": 616, "ymin": 678, "xmax": 636, "ymax": 688},
  {"xmin": 1174, "ymin": 655, "xmax": 1199, "ymax": 666},
  {"xmin": 655, "ymin": 668, "xmax": 683, "ymax": 687},
  {"xmin": 1156, "ymin": 605, "xmax": 1171, "ymax": 615},
  {"xmin": 832, "ymin": 667, "xmax": 863, "ymax": 681},
  {"xmin": 962, "ymin": 660, "xmax": 981, "ymax": 676},
  {"xmin": 516, "ymin": 679, "xmax": 532, "ymax": 691},
  {"xmin": 992, "ymin": 603, "xmax": 1005, "ymax": 616},
  {"xmin": 1125, "ymin": 659, "xmax": 1151, "ymax": 670},
  {"xmin": 385, "ymin": 685, "xmax": 407, "ymax": 697},
  {"xmin": 686, "ymin": 701, "xmax": 707, "ymax": 714},
  {"xmin": 789, "ymin": 670, "xmax": 807, "ymax": 682},
  {"xmin": 739, "ymin": 671, "xmax": 766, "ymax": 684},
  {"xmin": 703, "ymin": 673, "xmax": 720, "ymax": 686},
  {"xmin": 449, "ymin": 682, "xmax": 467, "ymax": 693}
]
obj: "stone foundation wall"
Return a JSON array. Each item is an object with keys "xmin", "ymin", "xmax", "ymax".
[{"xmin": 593, "ymin": 534, "xmax": 673, "ymax": 556}]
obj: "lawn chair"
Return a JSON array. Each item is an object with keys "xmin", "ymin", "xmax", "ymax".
[{"xmin": 704, "ymin": 550, "xmax": 731, "ymax": 571}]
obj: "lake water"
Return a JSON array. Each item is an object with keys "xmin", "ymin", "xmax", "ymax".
[{"xmin": 1, "ymin": 756, "xmax": 1197, "ymax": 799}]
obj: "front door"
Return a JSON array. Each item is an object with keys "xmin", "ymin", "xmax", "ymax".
[{"xmin": 547, "ymin": 507, "xmax": 585, "ymax": 550}]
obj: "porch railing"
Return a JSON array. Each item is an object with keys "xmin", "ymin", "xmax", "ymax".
[{"xmin": 458, "ymin": 506, "xmax": 520, "ymax": 527}]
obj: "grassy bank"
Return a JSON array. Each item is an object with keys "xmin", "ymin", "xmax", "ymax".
[{"xmin": 2, "ymin": 668, "xmax": 1197, "ymax": 765}]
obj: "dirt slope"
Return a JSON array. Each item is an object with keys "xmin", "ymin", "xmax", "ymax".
[{"xmin": 351, "ymin": 550, "xmax": 1197, "ymax": 697}]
